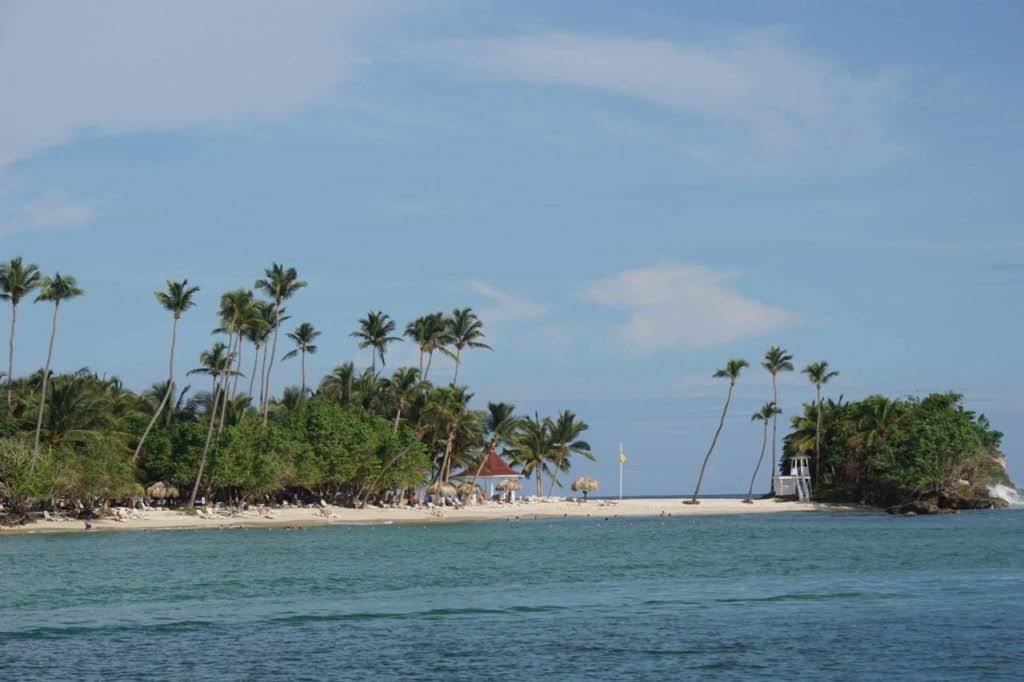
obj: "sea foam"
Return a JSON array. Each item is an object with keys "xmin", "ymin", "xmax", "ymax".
[{"xmin": 987, "ymin": 484, "xmax": 1024, "ymax": 505}]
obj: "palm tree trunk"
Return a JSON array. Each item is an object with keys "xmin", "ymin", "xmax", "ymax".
[
  {"xmin": 814, "ymin": 386, "xmax": 822, "ymax": 488},
  {"xmin": 217, "ymin": 330, "xmax": 237, "ymax": 435},
  {"xmin": 258, "ymin": 341, "xmax": 269, "ymax": 407},
  {"xmin": 424, "ymin": 350, "xmax": 434, "ymax": 381},
  {"xmin": 262, "ymin": 302, "xmax": 282, "ymax": 425},
  {"xmin": 392, "ymin": 402, "xmax": 403, "ymax": 433},
  {"xmin": 132, "ymin": 315, "xmax": 179, "ymax": 463},
  {"xmin": 300, "ymin": 349, "xmax": 306, "ymax": 395},
  {"xmin": 370, "ymin": 349, "xmax": 376, "ymax": 375},
  {"xmin": 418, "ymin": 350, "xmax": 424, "ymax": 375},
  {"xmin": 536, "ymin": 466, "xmax": 543, "ymax": 497},
  {"xmin": 468, "ymin": 446, "xmax": 492, "ymax": 493},
  {"xmin": 746, "ymin": 420, "xmax": 770, "ymax": 502},
  {"xmin": 438, "ymin": 429, "xmax": 455, "ymax": 484},
  {"xmin": 231, "ymin": 338, "xmax": 243, "ymax": 398},
  {"xmin": 769, "ymin": 373, "xmax": 779, "ymax": 495},
  {"xmin": 6, "ymin": 301, "xmax": 17, "ymax": 412},
  {"xmin": 248, "ymin": 343, "xmax": 260, "ymax": 398},
  {"xmin": 546, "ymin": 448, "xmax": 565, "ymax": 497},
  {"xmin": 32, "ymin": 302, "xmax": 60, "ymax": 455},
  {"xmin": 690, "ymin": 381, "xmax": 735, "ymax": 503},
  {"xmin": 452, "ymin": 347, "xmax": 461, "ymax": 385},
  {"xmin": 188, "ymin": 378, "xmax": 221, "ymax": 508}
]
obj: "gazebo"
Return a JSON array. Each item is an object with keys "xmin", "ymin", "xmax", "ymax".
[{"xmin": 451, "ymin": 451, "xmax": 524, "ymax": 503}]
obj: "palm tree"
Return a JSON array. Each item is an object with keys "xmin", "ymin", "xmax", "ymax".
[
  {"xmin": 404, "ymin": 313, "xmax": 452, "ymax": 380},
  {"xmin": 242, "ymin": 300, "xmax": 272, "ymax": 399},
  {"xmin": 32, "ymin": 273, "xmax": 84, "ymax": 454},
  {"xmin": 745, "ymin": 402, "xmax": 782, "ymax": 503},
  {"xmin": 545, "ymin": 410, "xmax": 592, "ymax": 497},
  {"xmin": 0, "ymin": 257, "xmax": 42, "ymax": 412},
  {"xmin": 803, "ymin": 361, "xmax": 840, "ymax": 487},
  {"xmin": 186, "ymin": 343, "xmax": 234, "ymax": 508},
  {"xmin": 762, "ymin": 346, "xmax": 794, "ymax": 493},
  {"xmin": 254, "ymin": 264, "xmax": 306, "ymax": 424},
  {"xmin": 849, "ymin": 395, "xmax": 895, "ymax": 452},
  {"xmin": 468, "ymin": 402, "xmax": 519, "ymax": 491},
  {"xmin": 446, "ymin": 308, "xmax": 491, "ymax": 384},
  {"xmin": 283, "ymin": 322, "xmax": 320, "ymax": 394},
  {"xmin": 214, "ymin": 289, "xmax": 255, "ymax": 433},
  {"xmin": 423, "ymin": 386, "xmax": 477, "ymax": 484},
  {"xmin": 350, "ymin": 311, "xmax": 401, "ymax": 373},
  {"xmin": 385, "ymin": 366, "xmax": 423, "ymax": 433},
  {"xmin": 688, "ymin": 358, "xmax": 748, "ymax": 504},
  {"xmin": 514, "ymin": 414, "xmax": 553, "ymax": 497},
  {"xmin": 132, "ymin": 279, "xmax": 199, "ymax": 462},
  {"xmin": 319, "ymin": 362, "xmax": 357, "ymax": 406}
]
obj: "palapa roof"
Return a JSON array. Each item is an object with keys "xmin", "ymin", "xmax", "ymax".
[{"xmin": 451, "ymin": 451, "xmax": 522, "ymax": 479}]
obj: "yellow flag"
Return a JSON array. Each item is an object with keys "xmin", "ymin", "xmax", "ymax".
[{"xmin": 619, "ymin": 452, "xmax": 627, "ymax": 464}]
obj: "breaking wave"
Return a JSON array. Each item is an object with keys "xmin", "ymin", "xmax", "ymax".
[{"xmin": 987, "ymin": 484, "xmax": 1024, "ymax": 505}]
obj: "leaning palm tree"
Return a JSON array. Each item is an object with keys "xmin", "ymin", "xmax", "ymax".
[
  {"xmin": 283, "ymin": 322, "xmax": 320, "ymax": 394},
  {"xmin": 132, "ymin": 280, "xmax": 200, "ymax": 462},
  {"xmin": 762, "ymin": 346, "xmax": 794, "ymax": 493},
  {"xmin": 186, "ymin": 343, "xmax": 235, "ymax": 508},
  {"xmin": 744, "ymin": 402, "xmax": 782, "ymax": 503},
  {"xmin": 350, "ymin": 311, "xmax": 401, "ymax": 373},
  {"xmin": 803, "ymin": 361, "xmax": 839, "ymax": 487},
  {"xmin": 0, "ymin": 257, "xmax": 43, "ymax": 412},
  {"xmin": 404, "ymin": 312, "xmax": 452, "ymax": 380},
  {"xmin": 545, "ymin": 410, "xmax": 592, "ymax": 497},
  {"xmin": 468, "ymin": 402, "xmax": 519, "ymax": 491},
  {"xmin": 32, "ymin": 273, "xmax": 85, "ymax": 454},
  {"xmin": 688, "ymin": 358, "xmax": 748, "ymax": 504},
  {"xmin": 254, "ymin": 264, "xmax": 306, "ymax": 424},
  {"xmin": 446, "ymin": 307, "xmax": 491, "ymax": 384}
]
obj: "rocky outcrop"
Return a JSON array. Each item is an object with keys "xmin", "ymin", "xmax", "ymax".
[{"xmin": 887, "ymin": 493, "xmax": 1009, "ymax": 515}]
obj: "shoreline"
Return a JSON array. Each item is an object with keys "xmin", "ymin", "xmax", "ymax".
[{"xmin": 0, "ymin": 498, "xmax": 867, "ymax": 536}]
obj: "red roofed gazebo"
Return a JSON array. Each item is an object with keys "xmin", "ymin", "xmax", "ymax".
[{"xmin": 451, "ymin": 451, "xmax": 524, "ymax": 503}]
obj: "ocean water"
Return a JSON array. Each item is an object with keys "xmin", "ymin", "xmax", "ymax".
[{"xmin": 2, "ymin": 509, "xmax": 1023, "ymax": 680}]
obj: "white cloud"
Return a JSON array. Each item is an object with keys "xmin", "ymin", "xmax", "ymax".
[
  {"xmin": 582, "ymin": 263, "xmax": 798, "ymax": 351},
  {"xmin": 0, "ymin": 194, "xmax": 95, "ymax": 235},
  {"xmin": 470, "ymin": 281, "xmax": 549, "ymax": 323},
  {"xmin": 438, "ymin": 30, "xmax": 904, "ymax": 172},
  {"xmin": 0, "ymin": 1, "xmax": 402, "ymax": 169}
]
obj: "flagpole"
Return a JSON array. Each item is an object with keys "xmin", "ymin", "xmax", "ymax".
[{"xmin": 619, "ymin": 442, "xmax": 623, "ymax": 501}]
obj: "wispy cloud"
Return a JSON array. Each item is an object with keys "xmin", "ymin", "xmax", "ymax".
[
  {"xmin": 470, "ymin": 281, "xmax": 550, "ymax": 323},
  {"xmin": 0, "ymin": 1, "xmax": 404, "ymax": 169},
  {"xmin": 0, "ymin": 194, "xmax": 95, "ymax": 235},
  {"xmin": 437, "ymin": 30, "xmax": 905, "ymax": 174},
  {"xmin": 582, "ymin": 263, "xmax": 799, "ymax": 351}
]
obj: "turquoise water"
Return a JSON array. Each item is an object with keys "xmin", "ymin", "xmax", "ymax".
[{"xmin": 3, "ymin": 510, "xmax": 1023, "ymax": 680}]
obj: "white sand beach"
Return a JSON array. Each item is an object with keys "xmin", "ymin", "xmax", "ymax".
[{"xmin": 0, "ymin": 498, "xmax": 862, "ymax": 536}]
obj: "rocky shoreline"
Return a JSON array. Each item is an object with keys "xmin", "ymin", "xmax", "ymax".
[{"xmin": 886, "ymin": 494, "xmax": 1009, "ymax": 516}]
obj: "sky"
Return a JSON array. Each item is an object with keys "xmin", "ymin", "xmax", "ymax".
[{"xmin": 2, "ymin": 0, "xmax": 1022, "ymax": 493}]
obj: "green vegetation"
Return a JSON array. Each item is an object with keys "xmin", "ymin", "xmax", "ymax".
[
  {"xmin": 687, "ymin": 347, "xmax": 1011, "ymax": 509},
  {"xmin": 0, "ymin": 258, "xmax": 592, "ymax": 520},
  {"xmin": 783, "ymin": 392, "xmax": 1008, "ymax": 505}
]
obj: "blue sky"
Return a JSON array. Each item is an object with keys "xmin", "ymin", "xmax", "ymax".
[{"xmin": 2, "ymin": 0, "xmax": 1022, "ymax": 492}]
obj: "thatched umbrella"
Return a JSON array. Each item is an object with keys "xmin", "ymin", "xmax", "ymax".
[
  {"xmin": 456, "ymin": 482, "xmax": 482, "ymax": 497},
  {"xmin": 427, "ymin": 482, "xmax": 457, "ymax": 498},
  {"xmin": 146, "ymin": 481, "xmax": 180, "ymax": 499},
  {"xmin": 570, "ymin": 475, "xmax": 600, "ymax": 501},
  {"xmin": 495, "ymin": 479, "xmax": 522, "ymax": 492}
]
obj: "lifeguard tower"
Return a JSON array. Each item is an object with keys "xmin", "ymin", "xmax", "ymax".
[{"xmin": 773, "ymin": 454, "xmax": 812, "ymax": 501}]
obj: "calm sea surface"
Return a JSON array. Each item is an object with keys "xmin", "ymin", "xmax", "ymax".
[{"xmin": 2, "ymin": 509, "xmax": 1023, "ymax": 680}]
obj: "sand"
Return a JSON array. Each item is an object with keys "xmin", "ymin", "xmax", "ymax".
[{"xmin": 0, "ymin": 498, "xmax": 863, "ymax": 536}]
